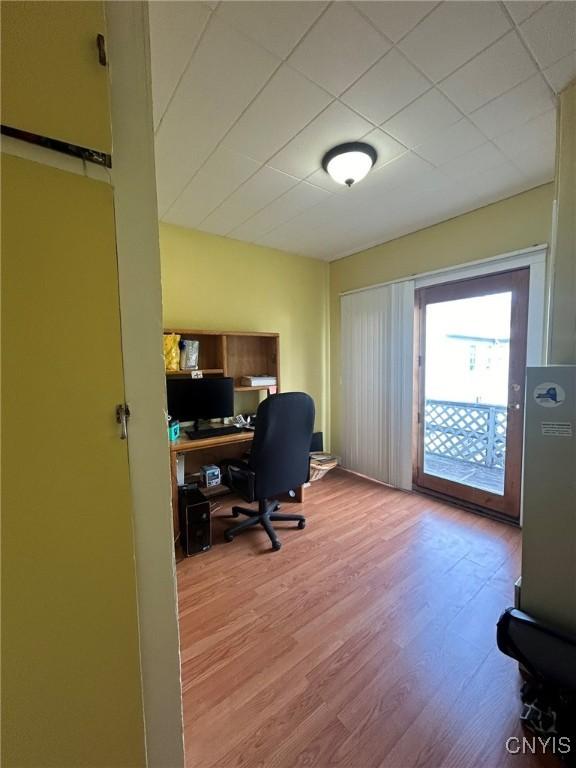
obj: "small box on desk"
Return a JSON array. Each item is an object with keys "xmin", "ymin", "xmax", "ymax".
[
  {"xmin": 201, "ymin": 464, "xmax": 221, "ymax": 488},
  {"xmin": 178, "ymin": 485, "xmax": 211, "ymax": 557},
  {"xmin": 168, "ymin": 418, "xmax": 180, "ymax": 442}
]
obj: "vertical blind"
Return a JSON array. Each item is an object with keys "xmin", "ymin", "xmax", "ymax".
[{"xmin": 341, "ymin": 281, "xmax": 414, "ymax": 490}]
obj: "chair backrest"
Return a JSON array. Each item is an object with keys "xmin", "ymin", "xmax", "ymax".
[{"xmin": 249, "ymin": 392, "xmax": 315, "ymax": 500}]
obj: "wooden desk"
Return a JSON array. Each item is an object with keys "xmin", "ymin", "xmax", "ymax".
[{"xmin": 169, "ymin": 430, "xmax": 304, "ymax": 542}]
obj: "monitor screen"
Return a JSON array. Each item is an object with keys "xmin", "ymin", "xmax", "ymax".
[{"xmin": 166, "ymin": 377, "xmax": 234, "ymax": 423}]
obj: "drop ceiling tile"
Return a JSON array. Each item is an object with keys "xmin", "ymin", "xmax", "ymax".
[
  {"xmin": 222, "ymin": 64, "xmax": 332, "ymax": 163},
  {"xmin": 439, "ymin": 142, "xmax": 509, "ymax": 181},
  {"xmin": 382, "ymin": 89, "xmax": 462, "ymax": 148},
  {"xmin": 460, "ymin": 160, "xmax": 531, "ymax": 204},
  {"xmin": 230, "ymin": 181, "xmax": 330, "ymax": 240},
  {"xmin": 341, "ymin": 49, "xmax": 431, "ymax": 124},
  {"xmin": 348, "ymin": 185, "xmax": 428, "ymax": 226},
  {"xmin": 469, "ymin": 73, "xmax": 556, "ymax": 139},
  {"xmin": 493, "ymin": 109, "xmax": 556, "ymax": 159},
  {"xmin": 254, "ymin": 216, "xmax": 328, "ymax": 254},
  {"xmin": 353, "ymin": 2, "xmax": 438, "ymax": 43},
  {"xmin": 162, "ymin": 148, "xmax": 261, "ymax": 228},
  {"xmin": 216, "ymin": 1, "xmax": 326, "ymax": 59},
  {"xmin": 471, "ymin": 159, "xmax": 527, "ymax": 193},
  {"xmin": 312, "ymin": 230, "xmax": 376, "ymax": 259},
  {"xmin": 154, "ymin": 16, "xmax": 278, "ymax": 214},
  {"xmin": 149, "ymin": 1, "xmax": 211, "ymax": 128},
  {"xmin": 509, "ymin": 144, "xmax": 556, "ymax": 186},
  {"xmin": 199, "ymin": 165, "xmax": 299, "ymax": 235},
  {"xmin": 261, "ymin": 192, "xmax": 351, "ymax": 234},
  {"xmin": 415, "ymin": 118, "xmax": 486, "ymax": 166},
  {"xmin": 268, "ymin": 101, "xmax": 373, "ymax": 179},
  {"xmin": 369, "ymin": 193, "xmax": 452, "ymax": 230},
  {"xmin": 504, "ymin": 2, "xmax": 545, "ymax": 26},
  {"xmin": 305, "ymin": 167, "xmax": 350, "ymax": 194},
  {"xmin": 519, "ymin": 2, "xmax": 576, "ymax": 69},
  {"xmin": 349, "ymin": 151, "xmax": 434, "ymax": 199},
  {"xmin": 543, "ymin": 51, "xmax": 576, "ymax": 94},
  {"xmin": 398, "ymin": 2, "xmax": 511, "ymax": 82},
  {"xmin": 285, "ymin": 217, "xmax": 368, "ymax": 259},
  {"xmin": 288, "ymin": 3, "xmax": 389, "ymax": 96},
  {"xmin": 359, "ymin": 128, "xmax": 409, "ymax": 169},
  {"xmin": 395, "ymin": 166, "xmax": 456, "ymax": 196},
  {"xmin": 439, "ymin": 32, "xmax": 537, "ymax": 114},
  {"xmin": 493, "ymin": 109, "xmax": 556, "ymax": 184}
]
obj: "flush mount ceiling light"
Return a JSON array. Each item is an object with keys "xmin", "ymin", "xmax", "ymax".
[{"xmin": 322, "ymin": 142, "xmax": 377, "ymax": 188}]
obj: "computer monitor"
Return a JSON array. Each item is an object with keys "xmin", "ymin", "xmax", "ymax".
[{"xmin": 166, "ymin": 377, "xmax": 234, "ymax": 426}]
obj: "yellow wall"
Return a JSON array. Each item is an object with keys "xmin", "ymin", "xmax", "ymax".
[
  {"xmin": 1, "ymin": 1, "xmax": 112, "ymax": 153},
  {"xmin": 159, "ymin": 224, "xmax": 330, "ymax": 437},
  {"xmin": 329, "ymin": 183, "xmax": 554, "ymax": 453},
  {"xmin": 1, "ymin": 3, "xmax": 146, "ymax": 766},
  {"xmin": 1, "ymin": 155, "xmax": 146, "ymax": 767}
]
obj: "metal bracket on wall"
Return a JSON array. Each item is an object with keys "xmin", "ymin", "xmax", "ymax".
[
  {"xmin": 96, "ymin": 34, "xmax": 108, "ymax": 67},
  {"xmin": 116, "ymin": 403, "xmax": 131, "ymax": 440},
  {"xmin": 1, "ymin": 124, "xmax": 112, "ymax": 168}
]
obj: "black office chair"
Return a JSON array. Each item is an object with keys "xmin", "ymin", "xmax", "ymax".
[{"xmin": 222, "ymin": 392, "xmax": 314, "ymax": 551}]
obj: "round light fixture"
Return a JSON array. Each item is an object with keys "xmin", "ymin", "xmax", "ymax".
[{"xmin": 322, "ymin": 142, "xmax": 377, "ymax": 187}]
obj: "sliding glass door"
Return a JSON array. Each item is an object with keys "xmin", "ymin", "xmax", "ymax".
[{"xmin": 414, "ymin": 269, "xmax": 529, "ymax": 519}]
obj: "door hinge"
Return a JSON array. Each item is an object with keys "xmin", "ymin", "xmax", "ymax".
[
  {"xmin": 96, "ymin": 34, "xmax": 108, "ymax": 66},
  {"xmin": 417, "ymin": 354, "xmax": 422, "ymax": 367},
  {"xmin": 116, "ymin": 403, "xmax": 131, "ymax": 440},
  {"xmin": 417, "ymin": 411, "xmax": 421, "ymax": 424}
]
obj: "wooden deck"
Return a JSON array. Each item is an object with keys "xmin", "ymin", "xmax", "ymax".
[
  {"xmin": 425, "ymin": 453, "xmax": 505, "ymax": 494},
  {"xmin": 177, "ymin": 469, "xmax": 556, "ymax": 768}
]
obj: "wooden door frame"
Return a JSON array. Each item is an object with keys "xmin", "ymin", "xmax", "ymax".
[{"xmin": 413, "ymin": 268, "xmax": 530, "ymax": 520}]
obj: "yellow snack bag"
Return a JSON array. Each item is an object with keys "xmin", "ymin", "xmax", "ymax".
[{"xmin": 163, "ymin": 333, "xmax": 181, "ymax": 372}]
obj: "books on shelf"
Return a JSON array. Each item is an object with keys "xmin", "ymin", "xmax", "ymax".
[{"xmin": 240, "ymin": 375, "xmax": 277, "ymax": 387}]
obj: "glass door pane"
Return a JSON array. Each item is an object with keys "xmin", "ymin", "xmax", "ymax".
[{"xmin": 423, "ymin": 292, "xmax": 512, "ymax": 496}]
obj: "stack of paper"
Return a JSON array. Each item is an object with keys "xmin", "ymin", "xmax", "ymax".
[{"xmin": 240, "ymin": 376, "xmax": 277, "ymax": 386}]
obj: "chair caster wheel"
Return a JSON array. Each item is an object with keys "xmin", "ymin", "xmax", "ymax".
[
  {"xmin": 224, "ymin": 531, "xmax": 234, "ymax": 542},
  {"xmin": 272, "ymin": 540, "xmax": 282, "ymax": 551},
  {"xmin": 231, "ymin": 509, "xmax": 240, "ymax": 518},
  {"xmin": 298, "ymin": 520, "xmax": 306, "ymax": 529}
]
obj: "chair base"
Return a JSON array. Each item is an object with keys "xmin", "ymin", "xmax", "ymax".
[{"xmin": 224, "ymin": 498, "xmax": 305, "ymax": 551}]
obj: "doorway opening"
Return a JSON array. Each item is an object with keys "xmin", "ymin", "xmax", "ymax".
[{"xmin": 414, "ymin": 269, "xmax": 530, "ymax": 520}]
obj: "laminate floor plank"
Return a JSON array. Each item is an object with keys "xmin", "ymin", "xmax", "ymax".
[{"xmin": 177, "ymin": 470, "xmax": 560, "ymax": 768}]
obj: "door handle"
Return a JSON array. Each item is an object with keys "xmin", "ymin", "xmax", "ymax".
[
  {"xmin": 508, "ymin": 403, "xmax": 520, "ymax": 411},
  {"xmin": 116, "ymin": 403, "xmax": 131, "ymax": 439}
]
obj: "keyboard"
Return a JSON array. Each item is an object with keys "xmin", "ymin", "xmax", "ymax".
[{"xmin": 185, "ymin": 425, "xmax": 248, "ymax": 440}]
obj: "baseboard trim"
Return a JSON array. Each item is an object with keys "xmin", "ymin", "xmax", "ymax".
[
  {"xmin": 337, "ymin": 467, "xmax": 520, "ymax": 528},
  {"xmin": 412, "ymin": 484, "xmax": 520, "ymax": 528}
]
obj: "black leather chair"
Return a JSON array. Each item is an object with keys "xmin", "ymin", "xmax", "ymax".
[{"xmin": 222, "ymin": 392, "xmax": 314, "ymax": 551}]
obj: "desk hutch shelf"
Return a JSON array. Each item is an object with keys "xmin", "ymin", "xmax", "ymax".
[{"xmin": 164, "ymin": 329, "xmax": 280, "ymax": 393}]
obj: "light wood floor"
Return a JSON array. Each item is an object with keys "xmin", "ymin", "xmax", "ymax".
[{"xmin": 177, "ymin": 470, "xmax": 556, "ymax": 768}]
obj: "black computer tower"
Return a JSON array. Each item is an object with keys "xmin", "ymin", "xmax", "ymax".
[{"xmin": 178, "ymin": 485, "xmax": 211, "ymax": 556}]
